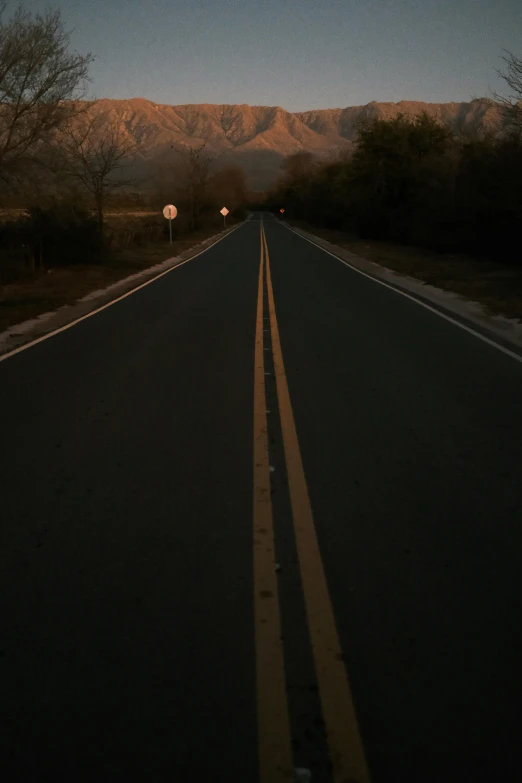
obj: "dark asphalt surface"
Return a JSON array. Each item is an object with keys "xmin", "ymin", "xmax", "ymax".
[{"xmin": 1, "ymin": 213, "xmax": 522, "ymax": 782}]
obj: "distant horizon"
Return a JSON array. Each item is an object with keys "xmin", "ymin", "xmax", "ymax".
[
  {"xmin": 89, "ymin": 95, "xmax": 494, "ymax": 113},
  {"xmin": 26, "ymin": 0, "xmax": 522, "ymax": 115}
]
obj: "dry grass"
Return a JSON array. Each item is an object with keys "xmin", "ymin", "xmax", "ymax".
[
  {"xmin": 0, "ymin": 208, "xmax": 157, "ymax": 220},
  {"xmin": 0, "ymin": 226, "xmax": 223, "ymax": 334},
  {"xmin": 0, "ymin": 208, "xmax": 26, "ymax": 221},
  {"xmin": 290, "ymin": 222, "xmax": 522, "ymax": 321},
  {"xmin": 105, "ymin": 210, "xmax": 157, "ymax": 218}
]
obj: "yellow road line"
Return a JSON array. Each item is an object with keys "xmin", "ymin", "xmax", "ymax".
[
  {"xmin": 262, "ymin": 224, "xmax": 371, "ymax": 783},
  {"xmin": 253, "ymin": 223, "xmax": 293, "ymax": 783}
]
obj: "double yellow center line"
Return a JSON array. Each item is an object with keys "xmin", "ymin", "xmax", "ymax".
[{"xmin": 253, "ymin": 223, "xmax": 370, "ymax": 783}]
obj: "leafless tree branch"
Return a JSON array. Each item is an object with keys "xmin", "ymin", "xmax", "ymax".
[
  {"xmin": 174, "ymin": 143, "xmax": 214, "ymax": 230},
  {"xmin": 52, "ymin": 106, "xmax": 141, "ymax": 241},
  {"xmin": 492, "ymin": 49, "xmax": 522, "ymax": 134},
  {"xmin": 0, "ymin": 4, "xmax": 93, "ymax": 179}
]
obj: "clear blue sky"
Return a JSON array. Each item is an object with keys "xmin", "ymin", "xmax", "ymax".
[{"xmin": 24, "ymin": 0, "xmax": 522, "ymax": 111}]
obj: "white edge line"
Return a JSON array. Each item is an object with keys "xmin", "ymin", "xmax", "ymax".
[
  {"xmin": 282, "ymin": 223, "xmax": 522, "ymax": 365},
  {"xmin": 0, "ymin": 222, "xmax": 244, "ymax": 363}
]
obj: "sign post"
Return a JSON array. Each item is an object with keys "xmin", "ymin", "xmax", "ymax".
[
  {"xmin": 220, "ymin": 207, "xmax": 229, "ymax": 229},
  {"xmin": 162, "ymin": 204, "xmax": 178, "ymax": 244}
]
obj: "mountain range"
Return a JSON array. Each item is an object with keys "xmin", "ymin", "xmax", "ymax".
[{"xmin": 87, "ymin": 97, "xmax": 505, "ymax": 190}]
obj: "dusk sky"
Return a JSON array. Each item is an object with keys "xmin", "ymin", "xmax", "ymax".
[{"xmin": 27, "ymin": 0, "xmax": 522, "ymax": 111}]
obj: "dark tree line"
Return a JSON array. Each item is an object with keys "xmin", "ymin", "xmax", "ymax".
[{"xmin": 265, "ymin": 54, "xmax": 522, "ymax": 264}]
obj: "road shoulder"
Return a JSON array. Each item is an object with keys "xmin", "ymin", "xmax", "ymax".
[
  {"xmin": 0, "ymin": 225, "xmax": 239, "ymax": 358},
  {"xmin": 284, "ymin": 222, "xmax": 522, "ymax": 355}
]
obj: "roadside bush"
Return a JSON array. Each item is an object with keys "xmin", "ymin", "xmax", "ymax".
[
  {"xmin": 106, "ymin": 215, "xmax": 166, "ymax": 251},
  {"xmin": 0, "ymin": 216, "xmax": 30, "ymax": 282},
  {"xmin": 25, "ymin": 203, "xmax": 102, "ymax": 267},
  {"xmin": 453, "ymin": 133, "xmax": 522, "ymax": 261}
]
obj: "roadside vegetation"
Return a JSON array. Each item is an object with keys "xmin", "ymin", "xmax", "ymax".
[
  {"xmin": 263, "ymin": 53, "xmax": 522, "ymax": 319},
  {"xmin": 0, "ymin": 3, "xmax": 248, "ymax": 331}
]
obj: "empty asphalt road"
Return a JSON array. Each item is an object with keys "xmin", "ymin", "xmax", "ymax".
[{"xmin": 1, "ymin": 213, "xmax": 522, "ymax": 783}]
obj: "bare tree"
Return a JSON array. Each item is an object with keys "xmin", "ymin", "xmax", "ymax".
[
  {"xmin": 176, "ymin": 143, "xmax": 213, "ymax": 231},
  {"xmin": 56, "ymin": 107, "xmax": 141, "ymax": 243},
  {"xmin": 209, "ymin": 165, "xmax": 247, "ymax": 213},
  {"xmin": 0, "ymin": 3, "xmax": 93, "ymax": 181},
  {"xmin": 492, "ymin": 49, "xmax": 522, "ymax": 135},
  {"xmin": 147, "ymin": 145, "xmax": 179, "ymax": 206},
  {"xmin": 281, "ymin": 151, "xmax": 315, "ymax": 182}
]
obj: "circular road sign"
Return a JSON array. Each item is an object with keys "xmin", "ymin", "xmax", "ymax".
[{"xmin": 163, "ymin": 204, "xmax": 178, "ymax": 219}]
